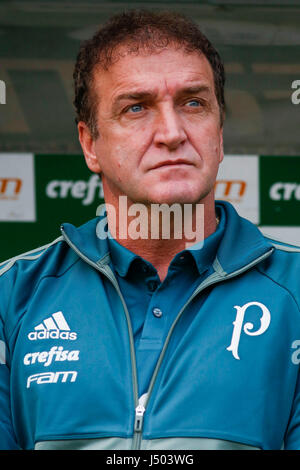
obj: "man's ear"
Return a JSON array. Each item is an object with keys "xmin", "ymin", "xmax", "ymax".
[
  {"xmin": 78, "ymin": 121, "xmax": 101, "ymax": 173},
  {"xmin": 219, "ymin": 127, "xmax": 224, "ymax": 164}
]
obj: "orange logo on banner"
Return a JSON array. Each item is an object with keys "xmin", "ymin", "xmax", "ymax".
[
  {"xmin": 215, "ymin": 180, "xmax": 247, "ymax": 202},
  {"xmin": 0, "ymin": 177, "xmax": 22, "ymax": 199}
]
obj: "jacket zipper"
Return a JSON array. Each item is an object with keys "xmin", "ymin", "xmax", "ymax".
[
  {"xmin": 61, "ymin": 227, "xmax": 274, "ymax": 450},
  {"xmin": 60, "ymin": 228, "xmax": 140, "ymax": 430},
  {"xmin": 132, "ymin": 393, "xmax": 147, "ymax": 449}
]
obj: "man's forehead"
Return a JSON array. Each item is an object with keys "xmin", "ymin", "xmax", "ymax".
[{"xmin": 92, "ymin": 47, "xmax": 215, "ymax": 98}]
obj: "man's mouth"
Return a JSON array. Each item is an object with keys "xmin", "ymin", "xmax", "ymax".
[{"xmin": 152, "ymin": 159, "xmax": 193, "ymax": 170}]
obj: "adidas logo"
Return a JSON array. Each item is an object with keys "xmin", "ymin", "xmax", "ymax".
[{"xmin": 28, "ymin": 311, "xmax": 77, "ymax": 341}]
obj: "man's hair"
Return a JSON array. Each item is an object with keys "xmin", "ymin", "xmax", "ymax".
[{"xmin": 73, "ymin": 9, "xmax": 225, "ymax": 138}]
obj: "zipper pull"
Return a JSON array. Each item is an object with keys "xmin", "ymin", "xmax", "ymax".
[
  {"xmin": 134, "ymin": 403, "xmax": 145, "ymax": 432},
  {"xmin": 134, "ymin": 393, "xmax": 147, "ymax": 432}
]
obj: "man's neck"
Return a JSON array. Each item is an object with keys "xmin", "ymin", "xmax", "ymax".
[
  {"xmin": 104, "ymin": 192, "xmax": 218, "ymax": 282},
  {"xmin": 119, "ymin": 221, "xmax": 217, "ymax": 282}
]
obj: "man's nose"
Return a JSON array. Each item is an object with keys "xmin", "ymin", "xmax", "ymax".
[{"xmin": 153, "ymin": 104, "xmax": 187, "ymax": 150}]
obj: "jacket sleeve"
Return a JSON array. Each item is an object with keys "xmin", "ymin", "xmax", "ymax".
[{"xmin": 0, "ymin": 318, "xmax": 20, "ymax": 449}]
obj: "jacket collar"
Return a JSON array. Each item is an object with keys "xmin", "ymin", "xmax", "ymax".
[
  {"xmin": 214, "ymin": 200, "xmax": 273, "ymax": 274},
  {"xmin": 107, "ymin": 204, "xmax": 226, "ymax": 277},
  {"xmin": 61, "ymin": 201, "xmax": 274, "ymax": 276}
]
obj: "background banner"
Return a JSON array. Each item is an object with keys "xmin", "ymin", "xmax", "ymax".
[
  {"xmin": 0, "ymin": 153, "xmax": 101, "ymax": 261},
  {"xmin": 0, "ymin": 153, "xmax": 299, "ymax": 262},
  {"xmin": 259, "ymin": 156, "xmax": 300, "ymax": 226},
  {"xmin": 216, "ymin": 155, "xmax": 259, "ymax": 224},
  {"xmin": 0, "ymin": 153, "xmax": 35, "ymax": 222}
]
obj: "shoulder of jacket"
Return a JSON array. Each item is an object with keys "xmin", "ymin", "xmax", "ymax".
[
  {"xmin": 0, "ymin": 236, "xmax": 79, "ymax": 329},
  {"xmin": 258, "ymin": 232, "xmax": 300, "ymax": 274},
  {"xmin": 265, "ymin": 237, "xmax": 300, "ymax": 254},
  {"xmin": 0, "ymin": 236, "xmax": 65, "ymax": 278},
  {"xmin": 256, "ymin": 232, "xmax": 300, "ymax": 312}
]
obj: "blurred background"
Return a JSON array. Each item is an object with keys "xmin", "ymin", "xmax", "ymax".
[{"xmin": 0, "ymin": 0, "xmax": 300, "ymax": 261}]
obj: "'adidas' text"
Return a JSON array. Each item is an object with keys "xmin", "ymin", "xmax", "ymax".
[
  {"xmin": 28, "ymin": 311, "xmax": 77, "ymax": 341},
  {"xmin": 28, "ymin": 330, "xmax": 77, "ymax": 341}
]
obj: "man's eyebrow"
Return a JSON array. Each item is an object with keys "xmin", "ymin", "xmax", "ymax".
[
  {"xmin": 176, "ymin": 85, "xmax": 212, "ymax": 96},
  {"xmin": 115, "ymin": 85, "xmax": 211, "ymax": 100},
  {"xmin": 111, "ymin": 84, "xmax": 212, "ymax": 110},
  {"xmin": 112, "ymin": 90, "xmax": 157, "ymax": 106}
]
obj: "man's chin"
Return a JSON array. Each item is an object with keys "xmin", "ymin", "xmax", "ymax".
[
  {"xmin": 140, "ymin": 184, "xmax": 210, "ymax": 206},
  {"xmin": 143, "ymin": 192, "xmax": 207, "ymax": 207}
]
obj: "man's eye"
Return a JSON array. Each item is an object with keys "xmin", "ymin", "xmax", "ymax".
[
  {"xmin": 186, "ymin": 99, "xmax": 201, "ymax": 107},
  {"xmin": 127, "ymin": 104, "xmax": 144, "ymax": 113}
]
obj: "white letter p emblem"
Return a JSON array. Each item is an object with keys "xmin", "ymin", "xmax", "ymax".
[{"xmin": 227, "ymin": 301, "xmax": 271, "ymax": 360}]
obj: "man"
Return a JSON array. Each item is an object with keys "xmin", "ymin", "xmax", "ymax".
[{"xmin": 0, "ymin": 10, "xmax": 300, "ymax": 450}]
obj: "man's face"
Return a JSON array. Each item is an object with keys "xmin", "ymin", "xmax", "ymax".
[{"xmin": 81, "ymin": 46, "xmax": 224, "ymax": 206}]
